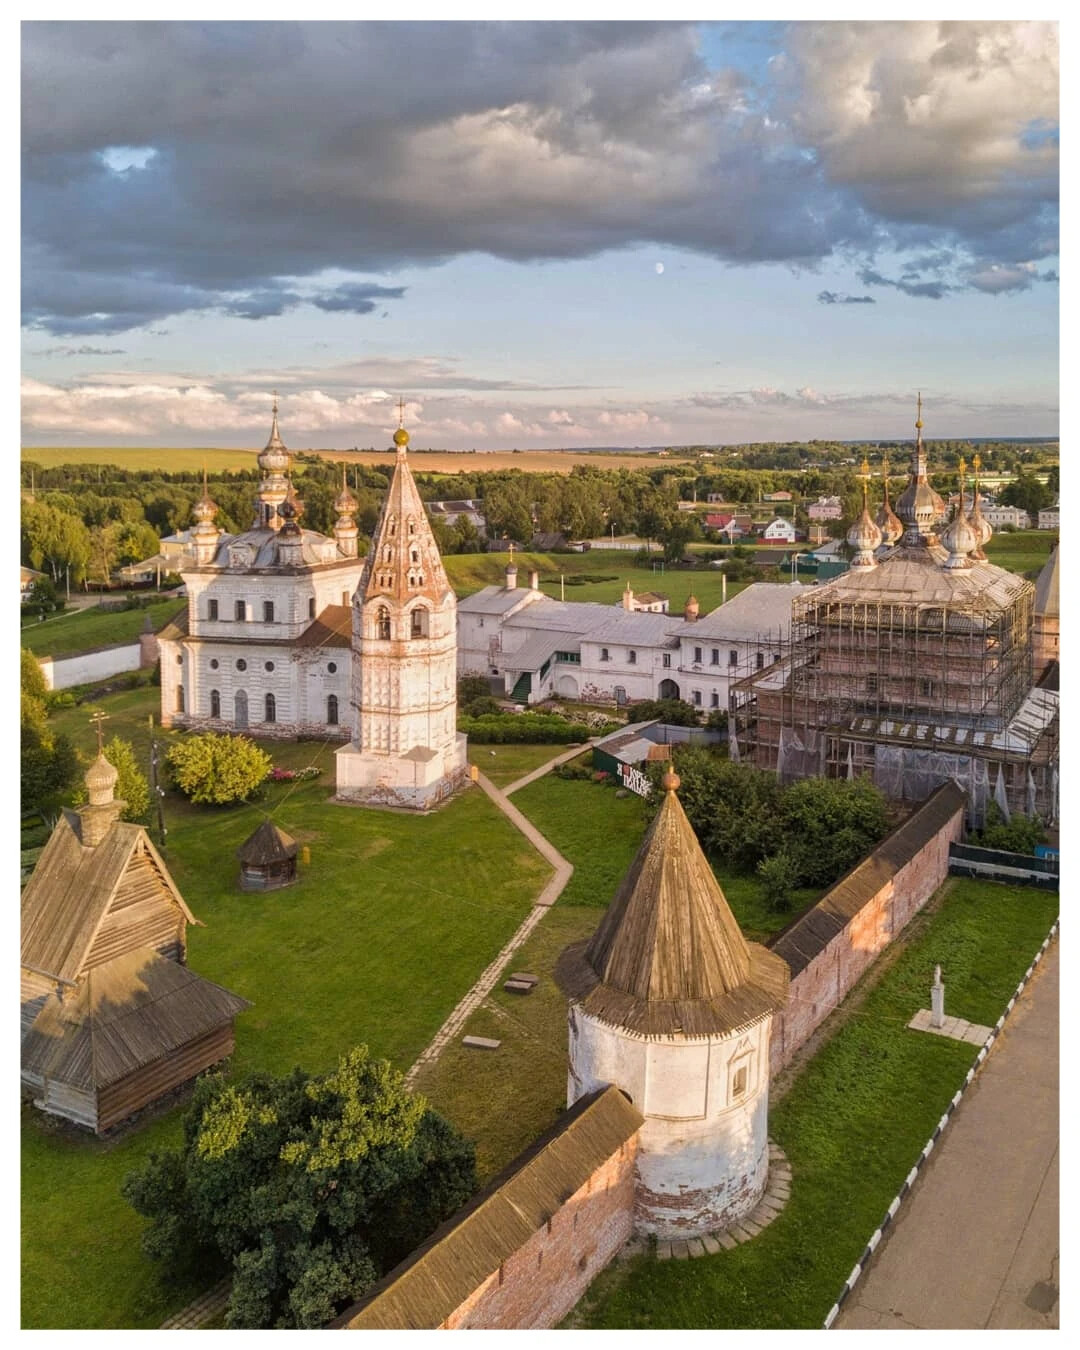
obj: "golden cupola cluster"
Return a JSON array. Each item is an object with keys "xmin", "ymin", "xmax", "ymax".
[{"xmin": 847, "ymin": 458, "xmax": 883, "ymax": 568}]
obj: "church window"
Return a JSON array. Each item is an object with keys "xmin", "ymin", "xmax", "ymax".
[
  {"xmin": 411, "ymin": 548, "xmax": 419, "ymax": 564},
  {"xmin": 729, "ymin": 649, "xmax": 738, "ymax": 667},
  {"xmin": 732, "ymin": 1065, "xmax": 748, "ymax": 1098},
  {"xmin": 384, "ymin": 545, "xmax": 392, "ymax": 562},
  {"xmin": 693, "ymin": 646, "xmax": 702, "ymax": 664},
  {"xmin": 756, "ymin": 651, "xmax": 765, "ymax": 669},
  {"xmin": 411, "ymin": 608, "xmax": 429, "ymax": 638},
  {"xmin": 236, "ymin": 659, "xmax": 247, "ymax": 672},
  {"xmin": 327, "ymin": 662, "xmax": 337, "ymax": 674},
  {"xmin": 208, "ymin": 598, "xmax": 218, "ymax": 621},
  {"xmin": 662, "ymin": 653, "xmax": 671, "ymax": 668},
  {"xmin": 176, "ymin": 654, "xmax": 183, "ymax": 665},
  {"xmin": 265, "ymin": 661, "xmax": 275, "ymax": 672},
  {"xmin": 600, "ymin": 648, "xmax": 610, "ymax": 662},
  {"xmin": 210, "ymin": 689, "xmax": 220, "ymax": 718},
  {"xmin": 388, "ymin": 516, "xmax": 397, "ymax": 537},
  {"xmin": 711, "ymin": 691, "xmax": 720, "ymax": 708},
  {"xmin": 418, "ymin": 573, "xmax": 424, "ymax": 585},
  {"xmin": 235, "ymin": 599, "xmax": 246, "ymax": 621},
  {"xmin": 711, "ymin": 648, "xmax": 720, "ymax": 665},
  {"xmin": 265, "ymin": 692, "xmax": 276, "ymax": 723},
  {"xmin": 176, "ymin": 684, "xmax": 185, "ymax": 713},
  {"xmin": 693, "ymin": 690, "xmax": 702, "ymax": 706},
  {"xmin": 377, "ymin": 607, "xmax": 391, "ymax": 640},
  {"xmin": 408, "ymin": 519, "xmax": 416, "ymax": 535},
  {"xmin": 264, "ymin": 601, "xmax": 275, "ymax": 623},
  {"xmin": 628, "ymin": 650, "xmax": 637, "ymax": 665},
  {"xmin": 920, "ymin": 678, "xmax": 936, "ymax": 698},
  {"xmin": 309, "ymin": 597, "xmax": 316, "ymax": 618},
  {"xmin": 209, "ymin": 658, "xmax": 219, "ymax": 670},
  {"xmin": 327, "ymin": 694, "xmax": 338, "ymax": 725}
]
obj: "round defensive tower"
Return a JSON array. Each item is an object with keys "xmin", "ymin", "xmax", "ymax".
[{"xmin": 555, "ymin": 767, "xmax": 789, "ymax": 1239}]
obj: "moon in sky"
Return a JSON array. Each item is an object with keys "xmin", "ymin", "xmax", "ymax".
[{"xmin": 655, "ymin": 262, "xmax": 665, "ymax": 274}]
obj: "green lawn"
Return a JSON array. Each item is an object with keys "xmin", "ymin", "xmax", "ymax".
[
  {"xmin": 572, "ymin": 879, "xmax": 1059, "ymax": 1329},
  {"xmin": 22, "ymin": 690, "xmax": 554, "ymax": 1329},
  {"xmin": 21, "ymin": 598, "xmax": 185, "ymax": 658},
  {"xmin": 984, "ymin": 528, "xmax": 1057, "ymax": 576},
  {"xmin": 467, "ymin": 741, "xmax": 579, "ymax": 788}
]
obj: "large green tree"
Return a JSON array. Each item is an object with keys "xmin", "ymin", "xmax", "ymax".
[{"xmin": 123, "ymin": 1048, "xmax": 476, "ymax": 1329}]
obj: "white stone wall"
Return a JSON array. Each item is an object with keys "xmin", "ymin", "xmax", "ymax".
[
  {"xmin": 567, "ymin": 1005, "xmax": 772, "ymax": 1239},
  {"xmin": 38, "ymin": 642, "xmax": 143, "ymax": 691},
  {"xmin": 184, "ymin": 562, "xmax": 359, "ymax": 642},
  {"xmin": 578, "ymin": 640, "xmax": 667, "ymax": 705}
]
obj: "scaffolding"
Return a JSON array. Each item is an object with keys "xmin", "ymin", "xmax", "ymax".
[{"xmin": 729, "ymin": 558, "xmax": 1058, "ymax": 826}]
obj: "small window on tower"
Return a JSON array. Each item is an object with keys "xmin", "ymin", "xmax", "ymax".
[
  {"xmin": 411, "ymin": 549, "xmax": 419, "ymax": 564},
  {"xmin": 309, "ymin": 597, "xmax": 316, "ymax": 618},
  {"xmin": 732, "ymin": 1065, "xmax": 748, "ymax": 1098},
  {"xmin": 377, "ymin": 607, "xmax": 391, "ymax": 640},
  {"xmin": 208, "ymin": 598, "xmax": 218, "ymax": 621}
]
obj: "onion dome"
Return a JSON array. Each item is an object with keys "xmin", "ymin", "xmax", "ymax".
[
  {"xmin": 684, "ymin": 594, "xmax": 700, "ymax": 621},
  {"xmin": 874, "ymin": 455, "xmax": 903, "ymax": 546},
  {"xmin": 258, "ymin": 392, "xmax": 290, "ymax": 475},
  {"xmin": 283, "ymin": 477, "xmax": 305, "ymax": 521},
  {"xmin": 895, "ymin": 393, "xmax": 944, "ymax": 544},
  {"xmin": 969, "ymin": 453, "xmax": 992, "ymax": 559},
  {"xmin": 334, "ymin": 464, "xmax": 358, "ymax": 516},
  {"xmin": 941, "ymin": 458, "xmax": 977, "ymax": 570},
  {"xmin": 847, "ymin": 459, "xmax": 883, "ymax": 568},
  {"xmin": 277, "ymin": 498, "xmax": 302, "ymax": 536},
  {"xmin": 192, "ymin": 465, "xmax": 218, "ymax": 525},
  {"xmin": 84, "ymin": 751, "xmax": 118, "ymax": 807},
  {"xmin": 392, "ymin": 396, "xmax": 411, "ymax": 455}
]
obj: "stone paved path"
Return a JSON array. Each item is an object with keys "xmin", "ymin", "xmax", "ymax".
[
  {"xmin": 160, "ymin": 1278, "xmax": 230, "ymax": 1330},
  {"xmin": 836, "ymin": 939, "xmax": 1058, "ymax": 1330},
  {"xmin": 502, "ymin": 739, "xmax": 598, "ymax": 796}
]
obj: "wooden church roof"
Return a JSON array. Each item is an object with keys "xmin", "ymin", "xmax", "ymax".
[
  {"xmin": 21, "ymin": 947, "xmax": 251, "ymax": 1090},
  {"xmin": 556, "ymin": 773, "xmax": 789, "ymax": 1037},
  {"xmin": 21, "ymin": 815, "xmax": 198, "ymax": 986},
  {"xmin": 237, "ymin": 818, "xmax": 299, "ymax": 865}
]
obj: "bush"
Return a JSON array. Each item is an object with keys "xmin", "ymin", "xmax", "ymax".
[
  {"xmin": 122, "ymin": 1048, "xmax": 476, "ymax": 1329},
  {"xmin": 778, "ymin": 776, "xmax": 891, "ymax": 888},
  {"xmin": 757, "ymin": 851, "xmax": 799, "ymax": 913},
  {"xmin": 460, "ymin": 712, "xmax": 606, "ymax": 744},
  {"xmin": 628, "ymin": 697, "xmax": 700, "ymax": 727},
  {"xmin": 975, "ymin": 804, "xmax": 1047, "ymax": 854},
  {"xmin": 166, "ymin": 732, "xmax": 272, "ymax": 805}
]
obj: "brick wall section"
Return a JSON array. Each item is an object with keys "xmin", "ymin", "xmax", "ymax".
[
  {"xmin": 768, "ymin": 783, "xmax": 965, "ymax": 1076},
  {"xmin": 443, "ymin": 1140, "xmax": 637, "ymax": 1330}
]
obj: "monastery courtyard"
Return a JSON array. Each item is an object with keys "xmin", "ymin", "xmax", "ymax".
[{"xmin": 22, "ymin": 684, "xmax": 1057, "ymax": 1329}]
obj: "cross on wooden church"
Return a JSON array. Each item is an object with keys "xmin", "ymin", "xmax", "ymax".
[{"xmin": 89, "ymin": 707, "xmax": 110, "ymax": 754}]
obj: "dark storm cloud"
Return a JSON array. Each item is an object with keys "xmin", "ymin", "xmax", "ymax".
[
  {"xmin": 817, "ymin": 291, "xmax": 875, "ymax": 305},
  {"xmin": 22, "ymin": 20, "xmax": 1058, "ymax": 334},
  {"xmin": 310, "ymin": 283, "xmax": 407, "ymax": 314}
]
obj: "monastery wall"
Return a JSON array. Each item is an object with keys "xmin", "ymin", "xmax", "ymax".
[
  {"xmin": 441, "ymin": 1142, "xmax": 637, "ymax": 1329},
  {"xmin": 768, "ymin": 783, "xmax": 964, "ymax": 1075},
  {"xmin": 37, "ymin": 640, "xmax": 143, "ymax": 691}
]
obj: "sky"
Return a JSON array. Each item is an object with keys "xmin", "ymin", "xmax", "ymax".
[{"xmin": 20, "ymin": 18, "xmax": 1060, "ymax": 449}]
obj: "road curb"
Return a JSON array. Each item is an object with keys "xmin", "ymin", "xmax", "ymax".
[{"xmin": 823, "ymin": 917, "xmax": 1059, "ymax": 1330}]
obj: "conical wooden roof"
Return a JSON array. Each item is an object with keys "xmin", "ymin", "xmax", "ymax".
[
  {"xmin": 237, "ymin": 819, "xmax": 298, "ymax": 865},
  {"xmin": 359, "ymin": 436, "xmax": 451, "ymax": 608},
  {"xmin": 556, "ymin": 773, "xmax": 789, "ymax": 1037}
]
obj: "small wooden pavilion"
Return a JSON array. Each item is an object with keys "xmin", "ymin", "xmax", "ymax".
[
  {"xmin": 237, "ymin": 819, "xmax": 299, "ymax": 891},
  {"xmin": 21, "ymin": 747, "xmax": 250, "ymax": 1133}
]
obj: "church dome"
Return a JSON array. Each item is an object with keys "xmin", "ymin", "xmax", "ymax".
[
  {"xmin": 940, "ymin": 508, "xmax": 977, "ymax": 569},
  {"xmin": 393, "ymin": 426, "xmax": 410, "ymax": 448},
  {"xmin": 257, "ymin": 395, "xmax": 290, "ymax": 475},
  {"xmin": 334, "ymin": 474, "xmax": 358, "ymax": 515},
  {"xmin": 874, "ymin": 458, "xmax": 903, "ymax": 545},
  {"xmin": 85, "ymin": 752, "xmax": 118, "ymax": 807}
]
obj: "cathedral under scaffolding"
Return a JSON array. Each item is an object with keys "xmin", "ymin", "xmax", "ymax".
[{"xmin": 729, "ymin": 406, "xmax": 1059, "ymax": 826}]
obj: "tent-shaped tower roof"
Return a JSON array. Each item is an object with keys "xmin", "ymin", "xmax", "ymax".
[{"xmin": 556, "ymin": 767, "xmax": 789, "ymax": 1036}]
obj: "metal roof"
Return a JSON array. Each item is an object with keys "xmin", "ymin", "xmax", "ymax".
[
  {"xmin": 580, "ymin": 611, "xmax": 684, "ymax": 646},
  {"xmin": 295, "ymin": 604, "xmax": 352, "ymax": 648},
  {"xmin": 502, "ymin": 599, "xmax": 619, "ymax": 635},
  {"xmin": 500, "ymin": 630, "xmax": 566, "ymax": 672},
  {"xmin": 457, "ymin": 585, "xmax": 543, "ymax": 616},
  {"xmin": 333, "ymin": 1086, "xmax": 643, "ymax": 1330},
  {"xmin": 671, "ymin": 582, "xmax": 803, "ymax": 641}
]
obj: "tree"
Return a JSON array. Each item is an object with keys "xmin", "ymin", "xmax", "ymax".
[
  {"xmin": 166, "ymin": 732, "xmax": 272, "ymax": 805},
  {"xmin": 976, "ymin": 804, "xmax": 1047, "ymax": 854},
  {"xmin": 71, "ymin": 736, "xmax": 150, "ymax": 823},
  {"xmin": 21, "ymin": 649, "xmax": 79, "ymax": 814},
  {"xmin": 122, "ymin": 1047, "xmax": 476, "ymax": 1329},
  {"xmin": 999, "ymin": 472, "xmax": 1052, "ymax": 516},
  {"xmin": 757, "ymin": 851, "xmax": 799, "ymax": 913},
  {"xmin": 778, "ymin": 776, "xmax": 890, "ymax": 887},
  {"xmin": 630, "ymin": 697, "xmax": 700, "ymax": 727}
]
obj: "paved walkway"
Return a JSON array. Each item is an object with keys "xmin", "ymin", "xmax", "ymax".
[
  {"xmin": 836, "ymin": 939, "xmax": 1058, "ymax": 1330},
  {"xmin": 502, "ymin": 739, "xmax": 597, "ymax": 796},
  {"xmin": 403, "ymin": 767, "xmax": 574, "ymax": 1088}
]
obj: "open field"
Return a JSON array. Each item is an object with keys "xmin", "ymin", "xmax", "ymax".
[
  {"xmin": 22, "ymin": 688, "xmax": 553, "ymax": 1329},
  {"xmin": 573, "ymin": 879, "xmax": 1059, "ymax": 1329},
  {"xmin": 444, "ymin": 548, "xmax": 753, "ymax": 612},
  {"xmin": 20, "ymin": 598, "xmax": 184, "ymax": 658},
  {"xmin": 983, "ymin": 528, "xmax": 1057, "ymax": 576},
  {"xmin": 23, "ymin": 445, "xmax": 695, "ymax": 475}
]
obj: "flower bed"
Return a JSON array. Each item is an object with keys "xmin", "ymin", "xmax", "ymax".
[{"xmin": 269, "ymin": 765, "xmax": 322, "ymax": 783}]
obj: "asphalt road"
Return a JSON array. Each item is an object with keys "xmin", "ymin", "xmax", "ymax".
[{"xmin": 837, "ymin": 938, "xmax": 1059, "ymax": 1330}]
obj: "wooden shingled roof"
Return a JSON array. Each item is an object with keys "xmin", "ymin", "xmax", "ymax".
[
  {"xmin": 21, "ymin": 947, "xmax": 251, "ymax": 1090},
  {"xmin": 21, "ymin": 816, "xmax": 197, "ymax": 985},
  {"xmin": 768, "ymin": 781, "xmax": 965, "ymax": 977},
  {"xmin": 555, "ymin": 780, "xmax": 789, "ymax": 1036},
  {"xmin": 237, "ymin": 819, "xmax": 299, "ymax": 865},
  {"xmin": 332, "ymin": 1086, "xmax": 643, "ymax": 1330}
]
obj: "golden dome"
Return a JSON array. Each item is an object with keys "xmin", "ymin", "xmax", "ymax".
[
  {"xmin": 661, "ymin": 763, "xmax": 681, "ymax": 794},
  {"xmin": 393, "ymin": 427, "xmax": 410, "ymax": 448}
]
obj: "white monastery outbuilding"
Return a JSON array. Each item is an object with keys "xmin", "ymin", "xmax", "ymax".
[{"xmin": 556, "ymin": 765, "xmax": 789, "ymax": 1238}]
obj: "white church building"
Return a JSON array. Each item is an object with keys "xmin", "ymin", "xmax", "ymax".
[{"xmin": 158, "ymin": 401, "xmax": 364, "ymax": 738}]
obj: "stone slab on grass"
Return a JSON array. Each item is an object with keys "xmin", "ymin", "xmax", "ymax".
[{"xmin": 462, "ymin": 1035, "xmax": 501, "ymax": 1050}]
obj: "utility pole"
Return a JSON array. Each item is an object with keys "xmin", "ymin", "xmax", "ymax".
[{"xmin": 149, "ymin": 733, "xmax": 167, "ymax": 846}]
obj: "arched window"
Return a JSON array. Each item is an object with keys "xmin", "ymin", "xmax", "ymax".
[
  {"xmin": 411, "ymin": 548, "xmax": 419, "ymax": 564},
  {"xmin": 410, "ymin": 608, "xmax": 429, "ymax": 638},
  {"xmin": 387, "ymin": 516, "xmax": 397, "ymax": 537},
  {"xmin": 210, "ymin": 689, "xmax": 220, "ymax": 718},
  {"xmin": 377, "ymin": 606, "xmax": 391, "ymax": 640},
  {"xmin": 235, "ymin": 690, "xmax": 248, "ymax": 728},
  {"xmin": 327, "ymin": 694, "xmax": 339, "ymax": 725},
  {"xmin": 265, "ymin": 692, "xmax": 276, "ymax": 724},
  {"xmin": 176, "ymin": 684, "xmax": 185, "ymax": 713},
  {"xmin": 408, "ymin": 518, "xmax": 416, "ymax": 535}
]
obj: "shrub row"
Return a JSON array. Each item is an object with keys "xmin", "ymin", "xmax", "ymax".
[{"xmin": 459, "ymin": 712, "xmax": 600, "ymax": 744}]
